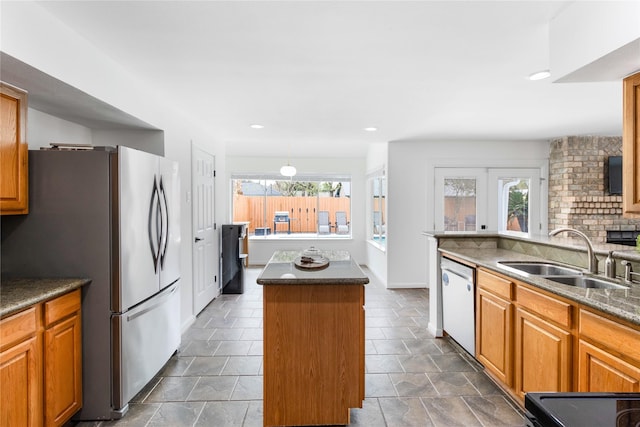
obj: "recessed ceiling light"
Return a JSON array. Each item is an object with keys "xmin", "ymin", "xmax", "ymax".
[
  {"xmin": 364, "ymin": 127, "xmax": 378, "ymax": 132},
  {"xmin": 528, "ymin": 70, "xmax": 551, "ymax": 81},
  {"xmin": 250, "ymin": 124, "xmax": 264, "ymax": 129}
]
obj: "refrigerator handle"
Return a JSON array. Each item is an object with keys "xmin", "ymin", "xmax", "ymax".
[
  {"xmin": 159, "ymin": 177, "xmax": 169, "ymax": 268},
  {"xmin": 148, "ymin": 178, "xmax": 160, "ymax": 273}
]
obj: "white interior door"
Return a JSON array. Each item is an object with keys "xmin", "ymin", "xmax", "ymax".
[{"xmin": 192, "ymin": 144, "xmax": 217, "ymax": 315}]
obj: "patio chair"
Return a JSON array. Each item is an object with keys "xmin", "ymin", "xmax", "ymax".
[
  {"xmin": 318, "ymin": 211, "xmax": 331, "ymax": 234},
  {"xmin": 335, "ymin": 211, "xmax": 349, "ymax": 234}
]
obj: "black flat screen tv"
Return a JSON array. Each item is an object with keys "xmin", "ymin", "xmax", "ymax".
[{"xmin": 608, "ymin": 155, "xmax": 622, "ymax": 195}]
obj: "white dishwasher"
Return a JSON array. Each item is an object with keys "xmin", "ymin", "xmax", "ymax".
[{"xmin": 441, "ymin": 257, "xmax": 476, "ymax": 356}]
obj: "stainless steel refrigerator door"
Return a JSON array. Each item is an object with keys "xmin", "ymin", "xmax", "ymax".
[
  {"xmin": 112, "ymin": 281, "xmax": 181, "ymax": 409},
  {"xmin": 117, "ymin": 146, "xmax": 161, "ymax": 312},
  {"xmin": 158, "ymin": 156, "xmax": 181, "ymax": 289}
]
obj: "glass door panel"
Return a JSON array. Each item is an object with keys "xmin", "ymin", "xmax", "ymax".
[
  {"xmin": 434, "ymin": 168, "xmax": 487, "ymax": 231},
  {"xmin": 488, "ymin": 168, "xmax": 541, "ymax": 234}
]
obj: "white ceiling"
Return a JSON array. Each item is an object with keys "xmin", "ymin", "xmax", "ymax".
[{"xmin": 27, "ymin": 1, "xmax": 635, "ymax": 157}]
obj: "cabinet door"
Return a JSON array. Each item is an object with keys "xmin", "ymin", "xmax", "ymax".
[
  {"xmin": 623, "ymin": 71, "xmax": 640, "ymax": 216},
  {"xmin": 578, "ymin": 339, "xmax": 640, "ymax": 392},
  {"xmin": 0, "ymin": 82, "xmax": 28, "ymax": 215},
  {"xmin": 514, "ymin": 307, "xmax": 571, "ymax": 400},
  {"xmin": 44, "ymin": 290, "xmax": 82, "ymax": 427},
  {"xmin": 476, "ymin": 287, "xmax": 512, "ymax": 386},
  {"xmin": 44, "ymin": 312, "xmax": 82, "ymax": 426},
  {"xmin": 0, "ymin": 335, "xmax": 42, "ymax": 427}
]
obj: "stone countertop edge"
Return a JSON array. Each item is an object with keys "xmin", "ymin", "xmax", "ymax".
[
  {"xmin": 438, "ymin": 247, "xmax": 640, "ymax": 327},
  {"xmin": 257, "ymin": 250, "xmax": 369, "ymax": 286},
  {"xmin": 422, "ymin": 230, "xmax": 640, "ymax": 262},
  {"xmin": 1, "ymin": 278, "xmax": 91, "ymax": 318}
]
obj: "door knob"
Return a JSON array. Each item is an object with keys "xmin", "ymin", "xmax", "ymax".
[{"xmin": 195, "ymin": 237, "xmax": 203, "ymax": 242}]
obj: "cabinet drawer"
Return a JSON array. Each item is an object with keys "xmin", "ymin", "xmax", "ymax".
[
  {"xmin": 44, "ymin": 290, "xmax": 81, "ymax": 328},
  {"xmin": 516, "ymin": 285, "xmax": 572, "ymax": 328},
  {"xmin": 580, "ymin": 309, "xmax": 640, "ymax": 363},
  {"xmin": 0, "ymin": 306, "xmax": 39, "ymax": 350},
  {"xmin": 478, "ymin": 269, "xmax": 513, "ymax": 300}
]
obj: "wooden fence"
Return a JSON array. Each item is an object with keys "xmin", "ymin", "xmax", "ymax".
[{"xmin": 233, "ymin": 195, "xmax": 350, "ymax": 234}]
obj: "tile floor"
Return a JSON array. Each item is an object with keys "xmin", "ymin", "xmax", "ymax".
[{"xmin": 75, "ymin": 267, "xmax": 525, "ymax": 427}]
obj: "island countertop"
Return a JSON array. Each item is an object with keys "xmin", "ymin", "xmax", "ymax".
[
  {"xmin": 1, "ymin": 278, "xmax": 91, "ymax": 318},
  {"xmin": 257, "ymin": 250, "xmax": 369, "ymax": 285}
]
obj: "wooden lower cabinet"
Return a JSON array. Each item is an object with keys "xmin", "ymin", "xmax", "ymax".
[
  {"xmin": 578, "ymin": 340, "xmax": 640, "ymax": 392},
  {"xmin": 44, "ymin": 291, "xmax": 82, "ymax": 427},
  {"xmin": 0, "ymin": 290, "xmax": 82, "ymax": 426},
  {"xmin": 0, "ymin": 307, "xmax": 42, "ymax": 427},
  {"xmin": 476, "ymin": 287, "xmax": 512, "ymax": 386},
  {"xmin": 476, "ymin": 267, "xmax": 640, "ymax": 405},
  {"xmin": 578, "ymin": 308, "xmax": 640, "ymax": 392},
  {"xmin": 514, "ymin": 307, "xmax": 572, "ymax": 400}
]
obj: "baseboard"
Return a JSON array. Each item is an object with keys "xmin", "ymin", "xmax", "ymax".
[
  {"xmin": 181, "ymin": 315, "xmax": 196, "ymax": 335},
  {"xmin": 386, "ymin": 282, "xmax": 428, "ymax": 289}
]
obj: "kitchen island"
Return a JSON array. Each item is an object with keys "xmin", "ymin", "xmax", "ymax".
[{"xmin": 257, "ymin": 250, "xmax": 369, "ymax": 427}]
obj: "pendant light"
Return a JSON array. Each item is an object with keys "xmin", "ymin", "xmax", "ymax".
[
  {"xmin": 280, "ymin": 162, "xmax": 297, "ymax": 177},
  {"xmin": 280, "ymin": 145, "xmax": 296, "ymax": 177}
]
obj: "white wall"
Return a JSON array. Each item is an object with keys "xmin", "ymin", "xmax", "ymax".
[
  {"xmin": 2, "ymin": 2, "xmax": 226, "ymax": 332},
  {"xmin": 226, "ymin": 155, "xmax": 366, "ymax": 265},
  {"xmin": 27, "ymin": 108, "xmax": 93, "ymax": 149},
  {"xmin": 387, "ymin": 140, "xmax": 550, "ymax": 288}
]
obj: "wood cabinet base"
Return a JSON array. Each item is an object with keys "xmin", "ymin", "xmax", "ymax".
[{"xmin": 263, "ymin": 285, "xmax": 364, "ymax": 427}]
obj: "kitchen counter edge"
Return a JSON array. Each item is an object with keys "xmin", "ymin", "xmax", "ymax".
[{"xmin": 1, "ymin": 278, "xmax": 91, "ymax": 318}]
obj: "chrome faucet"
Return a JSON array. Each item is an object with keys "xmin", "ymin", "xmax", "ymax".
[{"xmin": 549, "ymin": 228, "xmax": 599, "ymax": 274}]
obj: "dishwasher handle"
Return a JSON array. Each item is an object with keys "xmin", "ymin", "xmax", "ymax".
[{"xmin": 442, "ymin": 268, "xmax": 473, "ymax": 283}]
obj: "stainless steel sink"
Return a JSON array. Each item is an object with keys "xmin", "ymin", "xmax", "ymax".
[
  {"xmin": 546, "ymin": 276, "xmax": 630, "ymax": 290},
  {"xmin": 498, "ymin": 261, "xmax": 582, "ymax": 276}
]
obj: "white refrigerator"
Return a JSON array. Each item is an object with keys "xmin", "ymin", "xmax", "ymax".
[{"xmin": 1, "ymin": 146, "xmax": 181, "ymax": 420}]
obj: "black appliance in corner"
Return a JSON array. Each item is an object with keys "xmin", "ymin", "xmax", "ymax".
[{"xmin": 221, "ymin": 224, "xmax": 245, "ymax": 294}]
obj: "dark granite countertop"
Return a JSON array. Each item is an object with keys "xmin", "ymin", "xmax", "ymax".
[
  {"xmin": 1, "ymin": 278, "xmax": 91, "ymax": 318},
  {"xmin": 423, "ymin": 230, "xmax": 640, "ymax": 263},
  {"xmin": 257, "ymin": 250, "xmax": 369, "ymax": 285},
  {"xmin": 439, "ymin": 247, "xmax": 640, "ymax": 326}
]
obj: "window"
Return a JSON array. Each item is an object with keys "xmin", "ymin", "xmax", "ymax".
[
  {"xmin": 435, "ymin": 167, "xmax": 541, "ymax": 234},
  {"xmin": 231, "ymin": 174, "xmax": 351, "ymax": 238},
  {"xmin": 369, "ymin": 173, "xmax": 386, "ymax": 248}
]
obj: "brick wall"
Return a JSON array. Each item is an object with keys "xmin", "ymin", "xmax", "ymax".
[{"xmin": 548, "ymin": 135, "xmax": 639, "ymax": 243}]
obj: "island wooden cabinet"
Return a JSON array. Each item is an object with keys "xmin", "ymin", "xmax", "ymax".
[
  {"xmin": 0, "ymin": 289, "xmax": 82, "ymax": 427},
  {"xmin": 578, "ymin": 308, "xmax": 640, "ymax": 392},
  {"xmin": 263, "ymin": 284, "xmax": 365, "ymax": 427},
  {"xmin": 514, "ymin": 284, "xmax": 573, "ymax": 400},
  {"xmin": 0, "ymin": 82, "xmax": 28, "ymax": 215},
  {"xmin": 623, "ymin": 71, "xmax": 640, "ymax": 216},
  {"xmin": 476, "ymin": 269, "xmax": 513, "ymax": 386}
]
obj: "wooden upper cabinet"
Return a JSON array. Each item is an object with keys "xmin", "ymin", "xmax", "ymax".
[
  {"xmin": 0, "ymin": 82, "xmax": 28, "ymax": 215},
  {"xmin": 623, "ymin": 71, "xmax": 640, "ymax": 216}
]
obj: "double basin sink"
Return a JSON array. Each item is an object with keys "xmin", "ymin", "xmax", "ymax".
[{"xmin": 498, "ymin": 261, "xmax": 629, "ymax": 290}]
